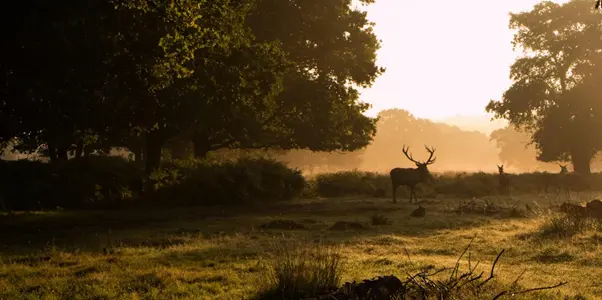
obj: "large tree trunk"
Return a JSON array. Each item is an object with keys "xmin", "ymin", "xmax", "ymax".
[
  {"xmin": 83, "ymin": 144, "xmax": 93, "ymax": 157},
  {"xmin": 47, "ymin": 145, "xmax": 58, "ymax": 161},
  {"xmin": 570, "ymin": 147, "xmax": 593, "ymax": 174},
  {"xmin": 133, "ymin": 147, "xmax": 143, "ymax": 163},
  {"xmin": 168, "ymin": 139, "xmax": 191, "ymax": 159},
  {"xmin": 74, "ymin": 141, "xmax": 83, "ymax": 158},
  {"xmin": 144, "ymin": 134, "xmax": 164, "ymax": 175},
  {"xmin": 192, "ymin": 136, "xmax": 211, "ymax": 159},
  {"xmin": 56, "ymin": 148, "xmax": 69, "ymax": 160}
]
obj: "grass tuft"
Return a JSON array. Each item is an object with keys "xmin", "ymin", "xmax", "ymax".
[
  {"xmin": 537, "ymin": 211, "xmax": 602, "ymax": 238},
  {"xmin": 370, "ymin": 214, "xmax": 392, "ymax": 225},
  {"xmin": 260, "ymin": 241, "xmax": 343, "ymax": 299}
]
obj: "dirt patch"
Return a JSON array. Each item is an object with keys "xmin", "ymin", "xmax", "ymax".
[
  {"xmin": 328, "ymin": 221, "xmax": 367, "ymax": 231},
  {"xmin": 259, "ymin": 220, "xmax": 306, "ymax": 230}
]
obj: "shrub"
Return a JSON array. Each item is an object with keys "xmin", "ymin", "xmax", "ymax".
[
  {"xmin": 306, "ymin": 170, "xmax": 602, "ymax": 199},
  {"xmin": 312, "ymin": 171, "xmax": 393, "ymax": 198},
  {"xmin": 370, "ymin": 214, "xmax": 392, "ymax": 225},
  {"xmin": 149, "ymin": 157, "xmax": 305, "ymax": 206},
  {"xmin": 538, "ymin": 212, "xmax": 602, "ymax": 237},
  {"xmin": 0, "ymin": 156, "xmax": 143, "ymax": 211}
]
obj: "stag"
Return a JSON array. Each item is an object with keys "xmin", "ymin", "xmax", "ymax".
[
  {"xmin": 497, "ymin": 165, "xmax": 510, "ymax": 195},
  {"xmin": 390, "ymin": 145, "xmax": 436, "ymax": 203}
]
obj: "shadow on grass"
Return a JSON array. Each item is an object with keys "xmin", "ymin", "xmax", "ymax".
[{"xmin": 0, "ymin": 196, "xmax": 530, "ymax": 256}]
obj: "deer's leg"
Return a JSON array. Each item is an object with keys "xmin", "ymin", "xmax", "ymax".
[
  {"xmin": 392, "ymin": 184, "xmax": 397, "ymax": 203},
  {"xmin": 409, "ymin": 186, "xmax": 414, "ymax": 203}
]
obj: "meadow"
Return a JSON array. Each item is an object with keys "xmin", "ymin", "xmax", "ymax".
[{"xmin": 1, "ymin": 158, "xmax": 602, "ymax": 299}]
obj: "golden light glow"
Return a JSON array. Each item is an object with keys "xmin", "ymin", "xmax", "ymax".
[{"xmin": 357, "ymin": 0, "xmax": 570, "ymax": 125}]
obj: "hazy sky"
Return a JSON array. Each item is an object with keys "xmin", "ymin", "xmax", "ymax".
[{"xmin": 357, "ymin": 0, "xmax": 570, "ymax": 120}]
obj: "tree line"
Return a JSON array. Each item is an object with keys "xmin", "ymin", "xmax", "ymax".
[
  {"xmin": 1, "ymin": 0, "xmax": 601, "ymax": 175},
  {"xmin": 0, "ymin": 0, "xmax": 383, "ymax": 174}
]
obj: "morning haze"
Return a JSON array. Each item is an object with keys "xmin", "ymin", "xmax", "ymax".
[{"xmin": 2, "ymin": 0, "xmax": 602, "ymax": 299}]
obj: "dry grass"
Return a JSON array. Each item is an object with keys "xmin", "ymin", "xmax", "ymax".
[{"xmin": 1, "ymin": 193, "xmax": 601, "ymax": 299}]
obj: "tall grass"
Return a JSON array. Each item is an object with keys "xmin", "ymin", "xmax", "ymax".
[
  {"xmin": 260, "ymin": 241, "xmax": 343, "ymax": 299},
  {"xmin": 537, "ymin": 212, "xmax": 602, "ymax": 237}
]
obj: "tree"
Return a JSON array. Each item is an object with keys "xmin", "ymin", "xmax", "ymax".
[
  {"xmin": 1, "ymin": 0, "xmax": 383, "ymax": 174},
  {"xmin": 486, "ymin": 0, "xmax": 602, "ymax": 174},
  {"xmin": 188, "ymin": 0, "xmax": 384, "ymax": 158},
  {"xmin": 1, "ymin": 0, "xmax": 287, "ymax": 172},
  {"xmin": 0, "ymin": 0, "xmax": 119, "ymax": 160},
  {"xmin": 361, "ymin": 109, "xmax": 499, "ymax": 172},
  {"xmin": 490, "ymin": 126, "xmax": 561, "ymax": 171}
]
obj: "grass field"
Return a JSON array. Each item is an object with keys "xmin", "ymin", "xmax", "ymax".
[{"xmin": 1, "ymin": 192, "xmax": 601, "ymax": 299}]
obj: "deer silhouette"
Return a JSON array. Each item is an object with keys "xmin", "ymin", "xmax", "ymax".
[
  {"xmin": 390, "ymin": 145, "xmax": 436, "ymax": 203},
  {"xmin": 544, "ymin": 164, "xmax": 570, "ymax": 197},
  {"xmin": 497, "ymin": 165, "xmax": 510, "ymax": 195}
]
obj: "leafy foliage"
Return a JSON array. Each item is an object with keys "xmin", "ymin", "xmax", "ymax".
[
  {"xmin": 149, "ymin": 157, "xmax": 306, "ymax": 206},
  {"xmin": 0, "ymin": 156, "xmax": 143, "ymax": 210},
  {"xmin": 486, "ymin": 0, "xmax": 602, "ymax": 173},
  {"xmin": 0, "ymin": 0, "xmax": 383, "ymax": 174},
  {"xmin": 0, "ymin": 156, "xmax": 304, "ymax": 210}
]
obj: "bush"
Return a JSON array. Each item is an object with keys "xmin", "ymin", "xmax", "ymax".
[
  {"xmin": 307, "ymin": 170, "xmax": 602, "ymax": 199},
  {"xmin": 312, "ymin": 171, "xmax": 393, "ymax": 198},
  {"xmin": 149, "ymin": 157, "xmax": 305, "ymax": 206},
  {"xmin": 538, "ymin": 212, "xmax": 602, "ymax": 237},
  {"xmin": 0, "ymin": 156, "xmax": 143, "ymax": 211}
]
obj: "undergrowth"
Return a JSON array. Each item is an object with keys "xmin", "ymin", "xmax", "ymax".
[
  {"xmin": 308, "ymin": 170, "xmax": 602, "ymax": 199},
  {"xmin": 537, "ymin": 211, "xmax": 602, "ymax": 238},
  {"xmin": 257, "ymin": 237, "xmax": 570, "ymax": 300}
]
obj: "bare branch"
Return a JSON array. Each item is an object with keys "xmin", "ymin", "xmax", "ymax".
[{"xmin": 477, "ymin": 249, "xmax": 505, "ymax": 288}]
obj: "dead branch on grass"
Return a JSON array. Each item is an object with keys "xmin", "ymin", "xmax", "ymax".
[
  {"xmin": 318, "ymin": 237, "xmax": 568, "ymax": 300},
  {"xmin": 446, "ymin": 198, "xmax": 524, "ymax": 217}
]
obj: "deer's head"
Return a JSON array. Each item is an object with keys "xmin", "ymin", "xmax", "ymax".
[
  {"xmin": 559, "ymin": 164, "xmax": 568, "ymax": 174},
  {"xmin": 402, "ymin": 145, "xmax": 436, "ymax": 177},
  {"xmin": 497, "ymin": 165, "xmax": 504, "ymax": 174}
]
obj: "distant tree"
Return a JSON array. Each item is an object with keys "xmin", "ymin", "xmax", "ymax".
[
  {"xmin": 489, "ymin": 126, "xmax": 560, "ymax": 171},
  {"xmin": 486, "ymin": 0, "xmax": 602, "ymax": 174},
  {"xmin": 361, "ymin": 109, "xmax": 499, "ymax": 172},
  {"xmin": 275, "ymin": 149, "xmax": 365, "ymax": 173}
]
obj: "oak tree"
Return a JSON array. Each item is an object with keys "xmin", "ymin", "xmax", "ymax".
[{"xmin": 486, "ymin": 0, "xmax": 602, "ymax": 174}]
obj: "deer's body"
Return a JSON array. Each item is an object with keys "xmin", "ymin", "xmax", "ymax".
[
  {"xmin": 390, "ymin": 167, "xmax": 430, "ymax": 203},
  {"xmin": 497, "ymin": 165, "xmax": 510, "ymax": 195},
  {"xmin": 390, "ymin": 145, "xmax": 436, "ymax": 203},
  {"xmin": 544, "ymin": 164, "xmax": 571, "ymax": 198}
]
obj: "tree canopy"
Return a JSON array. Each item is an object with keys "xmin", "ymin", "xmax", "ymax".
[
  {"xmin": 1, "ymin": 0, "xmax": 383, "ymax": 173},
  {"xmin": 486, "ymin": 0, "xmax": 602, "ymax": 174}
]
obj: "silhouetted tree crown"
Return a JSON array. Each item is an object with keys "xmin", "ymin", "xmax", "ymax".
[
  {"xmin": 0, "ymin": 0, "xmax": 383, "ymax": 173},
  {"xmin": 487, "ymin": 0, "xmax": 602, "ymax": 174}
]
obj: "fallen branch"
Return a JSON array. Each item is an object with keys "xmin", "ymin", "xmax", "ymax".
[
  {"xmin": 493, "ymin": 281, "xmax": 569, "ymax": 299},
  {"xmin": 316, "ymin": 238, "xmax": 568, "ymax": 300}
]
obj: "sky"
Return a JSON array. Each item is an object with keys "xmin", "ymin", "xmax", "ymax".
[{"xmin": 357, "ymin": 0, "xmax": 570, "ymax": 121}]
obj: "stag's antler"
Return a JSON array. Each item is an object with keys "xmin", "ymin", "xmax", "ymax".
[
  {"xmin": 402, "ymin": 145, "xmax": 436, "ymax": 165},
  {"xmin": 424, "ymin": 145, "xmax": 436, "ymax": 165},
  {"xmin": 402, "ymin": 145, "xmax": 421, "ymax": 164}
]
